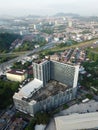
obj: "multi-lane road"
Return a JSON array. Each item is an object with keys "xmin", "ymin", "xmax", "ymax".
[{"xmin": 0, "ymin": 41, "xmax": 57, "ymax": 74}]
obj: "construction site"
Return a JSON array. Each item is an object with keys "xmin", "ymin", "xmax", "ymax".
[{"xmin": 30, "ymin": 80, "xmax": 69, "ymax": 102}]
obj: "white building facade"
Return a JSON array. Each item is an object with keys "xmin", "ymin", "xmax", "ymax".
[{"xmin": 13, "ymin": 60, "xmax": 79, "ymax": 116}]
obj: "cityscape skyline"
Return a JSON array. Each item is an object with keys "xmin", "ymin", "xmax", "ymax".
[
  {"xmin": 0, "ymin": 0, "xmax": 98, "ymax": 17},
  {"xmin": 0, "ymin": 1, "xmax": 98, "ymax": 128}
]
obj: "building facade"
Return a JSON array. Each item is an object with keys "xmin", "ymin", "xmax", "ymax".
[
  {"xmin": 13, "ymin": 60, "xmax": 79, "ymax": 116},
  {"xmin": 50, "ymin": 60, "xmax": 79, "ymax": 88},
  {"xmin": 33, "ymin": 60, "xmax": 50, "ymax": 86},
  {"xmin": 6, "ymin": 70, "xmax": 28, "ymax": 82},
  {"xmin": 33, "ymin": 60, "xmax": 79, "ymax": 89},
  {"xmin": 13, "ymin": 87, "xmax": 75, "ymax": 116}
]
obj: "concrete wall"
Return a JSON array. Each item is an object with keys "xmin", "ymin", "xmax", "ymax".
[
  {"xmin": 13, "ymin": 87, "xmax": 75, "ymax": 116},
  {"xmin": 13, "ymin": 98, "xmax": 31, "ymax": 114},
  {"xmin": 6, "ymin": 72, "xmax": 28, "ymax": 82},
  {"xmin": 50, "ymin": 61, "xmax": 76, "ymax": 87},
  {"xmin": 35, "ymin": 88, "xmax": 75, "ymax": 113},
  {"xmin": 33, "ymin": 60, "xmax": 79, "ymax": 88},
  {"xmin": 33, "ymin": 61, "xmax": 50, "ymax": 86}
]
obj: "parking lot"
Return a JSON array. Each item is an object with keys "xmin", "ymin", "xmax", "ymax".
[{"xmin": 55, "ymin": 100, "xmax": 98, "ymax": 117}]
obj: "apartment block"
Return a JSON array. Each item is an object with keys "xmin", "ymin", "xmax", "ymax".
[
  {"xmin": 13, "ymin": 60, "xmax": 79, "ymax": 116},
  {"xmin": 6, "ymin": 69, "xmax": 28, "ymax": 82}
]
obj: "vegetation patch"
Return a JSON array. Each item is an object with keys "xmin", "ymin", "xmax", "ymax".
[
  {"xmin": 0, "ymin": 33, "xmax": 20, "ymax": 52},
  {"xmin": 0, "ymin": 80, "xmax": 19, "ymax": 109},
  {"xmin": 25, "ymin": 112, "xmax": 51, "ymax": 130}
]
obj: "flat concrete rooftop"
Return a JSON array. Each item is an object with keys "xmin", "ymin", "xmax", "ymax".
[
  {"xmin": 13, "ymin": 78, "xmax": 43, "ymax": 100},
  {"xmin": 27, "ymin": 80, "xmax": 69, "ymax": 102},
  {"xmin": 55, "ymin": 112, "xmax": 98, "ymax": 130},
  {"xmin": 6, "ymin": 69, "xmax": 27, "ymax": 75}
]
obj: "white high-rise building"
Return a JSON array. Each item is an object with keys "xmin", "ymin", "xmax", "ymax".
[
  {"xmin": 33, "ymin": 60, "xmax": 50, "ymax": 86},
  {"xmin": 13, "ymin": 60, "xmax": 79, "ymax": 116},
  {"xmin": 68, "ymin": 20, "xmax": 73, "ymax": 28}
]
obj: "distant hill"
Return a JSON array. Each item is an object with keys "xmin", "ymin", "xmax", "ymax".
[
  {"xmin": 77, "ymin": 16, "xmax": 98, "ymax": 22},
  {"xmin": 0, "ymin": 33, "xmax": 20, "ymax": 52},
  {"xmin": 54, "ymin": 13, "xmax": 80, "ymax": 17},
  {"xmin": 26, "ymin": 15, "xmax": 41, "ymax": 18}
]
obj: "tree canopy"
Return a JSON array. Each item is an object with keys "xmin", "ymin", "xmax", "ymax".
[
  {"xmin": 0, "ymin": 33, "xmax": 20, "ymax": 52},
  {"xmin": 0, "ymin": 80, "xmax": 19, "ymax": 109}
]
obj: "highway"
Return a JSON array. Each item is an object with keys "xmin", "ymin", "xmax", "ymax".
[{"xmin": 0, "ymin": 41, "xmax": 57, "ymax": 74}]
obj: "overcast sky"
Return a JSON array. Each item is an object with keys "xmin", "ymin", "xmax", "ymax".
[{"xmin": 0, "ymin": 0, "xmax": 98, "ymax": 16}]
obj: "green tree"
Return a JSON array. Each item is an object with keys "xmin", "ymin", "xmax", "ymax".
[
  {"xmin": 0, "ymin": 80, "xmax": 19, "ymax": 109},
  {"xmin": 0, "ymin": 33, "xmax": 21, "ymax": 52}
]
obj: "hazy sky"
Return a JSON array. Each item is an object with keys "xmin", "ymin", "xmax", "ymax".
[{"xmin": 0, "ymin": 0, "xmax": 98, "ymax": 16}]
